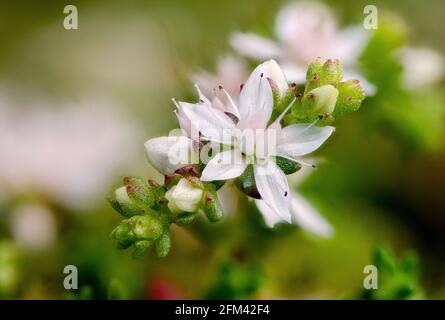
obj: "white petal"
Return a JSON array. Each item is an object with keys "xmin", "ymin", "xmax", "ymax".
[
  {"xmin": 144, "ymin": 136, "xmax": 198, "ymax": 174},
  {"xmin": 179, "ymin": 101, "xmax": 236, "ymax": 145},
  {"xmin": 280, "ymin": 63, "xmax": 308, "ymax": 84},
  {"xmin": 175, "ymin": 110, "xmax": 192, "ymax": 138},
  {"xmin": 201, "ymin": 150, "xmax": 247, "ymax": 181},
  {"xmin": 275, "ymin": 2, "xmax": 334, "ymax": 45},
  {"xmin": 275, "ymin": 2, "xmax": 336, "ymax": 62},
  {"xmin": 238, "ymin": 61, "xmax": 275, "ymax": 129},
  {"xmin": 332, "ymin": 26, "xmax": 371, "ymax": 66},
  {"xmin": 261, "ymin": 59, "xmax": 289, "ymax": 96},
  {"xmin": 255, "ymin": 199, "xmax": 286, "ymax": 227},
  {"xmin": 253, "ymin": 161, "xmax": 291, "ymax": 222},
  {"xmin": 230, "ymin": 32, "xmax": 282, "ymax": 60},
  {"xmin": 277, "ymin": 124, "xmax": 334, "ymax": 157},
  {"xmin": 290, "ymin": 191, "xmax": 333, "ymax": 237}
]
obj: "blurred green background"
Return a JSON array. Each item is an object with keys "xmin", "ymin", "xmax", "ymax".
[{"xmin": 0, "ymin": 0, "xmax": 445, "ymax": 299}]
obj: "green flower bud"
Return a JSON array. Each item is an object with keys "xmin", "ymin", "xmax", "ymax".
[
  {"xmin": 319, "ymin": 59, "xmax": 343, "ymax": 87},
  {"xmin": 202, "ymin": 188, "xmax": 224, "ymax": 222},
  {"xmin": 147, "ymin": 179, "xmax": 167, "ymax": 208},
  {"xmin": 165, "ymin": 178, "xmax": 203, "ymax": 214},
  {"xmin": 333, "ymin": 79, "xmax": 366, "ymax": 117},
  {"xmin": 109, "ymin": 186, "xmax": 143, "ymax": 218},
  {"xmin": 110, "ymin": 223, "xmax": 135, "ymax": 249},
  {"xmin": 131, "ymin": 215, "xmax": 163, "ymax": 240},
  {"xmin": 306, "ymin": 57, "xmax": 324, "ymax": 82},
  {"xmin": 124, "ymin": 177, "xmax": 155, "ymax": 209},
  {"xmin": 303, "ymin": 85, "xmax": 339, "ymax": 117},
  {"xmin": 132, "ymin": 240, "xmax": 152, "ymax": 258},
  {"xmin": 305, "ymin": 58, "xmax": 344, "ymax": 94},
  {"xmin": 155, "ymin": 231, "xmax": 171, "ymax": 257}
]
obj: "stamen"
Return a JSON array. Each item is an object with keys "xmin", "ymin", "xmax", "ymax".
[
  {"xmin": 277, "ymin": 153, "xmax": 316, "ymax": 168},
  {"xmin": 171, "ymin": 98, "xmax": 182, "ymax": 112},
  {"xmin": 297, "ymin": 118, "xmax": 320, "ymax": 136},
  {"xmin": 194, "ymin": 84, "xmax": 209, "ymax": 104},
  {"xmin": 218, "ymin": 85, "xmax": 240, "ymax": 118}
]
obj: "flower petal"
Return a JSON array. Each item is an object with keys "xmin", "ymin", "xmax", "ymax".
[
  {"xmin": 253, "ymin": 160, "xmax": 291, "ymax": 222},
  {"xmin": 238, "ymin": 61, "xmax": 276, "ymax": 129},
  {"xmin": 280, "ymin": 63, "xmax": 307, "ymax": 84},
  {"xmin": 275, "ymin": 2, "xmax": 336, "ymax": 62},
  {"xmin": 179, "ymin": 101, "xmax": 236, "ymax": 145},
  {"xmin": 230, "ymin": 32, "xmax": 282, "ymax": 60},
  {"xmin": 290, "ymin": 191, "xmax": 333, "ymax": 237},
  {"xmin": 144, "ymin": 136, "xmax": 198, "ymax": 174},
  {"xmin": 332, "ymin": 26, "xmax": 370, "ymax": 67},
  {"xmin": 255, "ymin": 199, "xmax": 287, "ymax": 227},
  {"xmin": 201, "ymin": 150, "xmax": 247, "ymax": 181},
  {"xmin": 262, "ymin": 59, "xmax": 289, "ymax": 97},
  {"xmin": 277, "ymin": 124, "xmax": 334, "ymax": 157}
]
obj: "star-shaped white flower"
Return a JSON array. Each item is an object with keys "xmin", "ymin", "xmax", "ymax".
[
  {"xmin": 177, "ymin": 60, "xmax": 334, "ymax": 223},
  {"xmin": 230, "ymin": 1, "xmax": 375, "ymax": 95}
]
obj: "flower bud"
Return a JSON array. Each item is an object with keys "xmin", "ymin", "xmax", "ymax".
[
  {"xmin": 131, "ymin": 215, "xmax": 163, "ymax": 240},
  {"xmin": 155, "ymin": 231, "xmax": 171, "ymax": 257},
  {"xmin": 109, "ymin": 186, "xmax": 143, "ymax": 218},
  {"xmin": 333, "ymin": 79, "xmax": 366, "ymax": 117},
  {"xmin": 306, "ymin": 57, "xmax": 324, "ymax": 82},
  {"xmin": 110, "ymin": 222, "xmax": 135, "ymax": 249},
  {"xmin": 320, "ymin": 59, "xmax": 343, "ymax": 87},
  {"xmin": 132, "ymin": 240, "xmax": 152, "ymax": 258},
  {"xmin": 124, "ymin": 177, "xmax": 155, "ymax": 209},
  {"xmin": 147, "ymin": 179, "xmax": 167, "ymax": 208},
  {"xmin": 165, "ymin": 178, "xmax": 203, "ymax": 214},
  {"xmin": 305, "ymin": 58, "xmax": 344, "ymax": 93},
  {"xmin": 303, "ymin": 85, "xmax": 339, "ymax": 115},
  {"xmin": 202, "ymin": 188, "xmax": 224, "ymax": 222}
]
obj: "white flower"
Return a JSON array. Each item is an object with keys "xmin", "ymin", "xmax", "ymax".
[
  {"xmin": 230, "ymin": 1, "xmax": 375, "ymax": 95},
  {"xmin": 0, "ymin": 97, "xmax": 139, "ymax": 210},
  {"xmin": 165, "ymin": 178, "xmax": 203, "ymax": 214},
  {"xmin": 178, "ymin": 60, "xmax": 334, "ymax": 223},
  {"xmin": 10, "ymin": 202, "xmax": 57, "ymax": 251},
  {"xmin": 399, "ymin": 47, "xmax": 444, "ymax": 89}
]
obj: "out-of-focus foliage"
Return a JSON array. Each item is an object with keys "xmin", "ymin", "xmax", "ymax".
[
  {"xmin": 360, "ymin": 16, "xmax": 445, "ymax": 152},
  {"xmin": 363, "ymin": 245, "xmax": 423, "ymax": 300},
  {"xmin": 206, "ymin": 258, "xmax": 263, "ymax": 299}
]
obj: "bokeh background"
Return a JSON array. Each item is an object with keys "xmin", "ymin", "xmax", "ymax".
[{"xmin": 0, "ymin": 0, "xmax": 445, "ymax": 299}]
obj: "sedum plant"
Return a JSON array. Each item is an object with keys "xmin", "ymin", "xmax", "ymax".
[{"xmin": 108, "ymin": 59, "xmax": 365, "ymax": 258}]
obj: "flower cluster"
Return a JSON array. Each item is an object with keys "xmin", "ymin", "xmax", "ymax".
[{"xmin": 108, "ymin": 58, "xmax": 365, "ymax": 257}]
